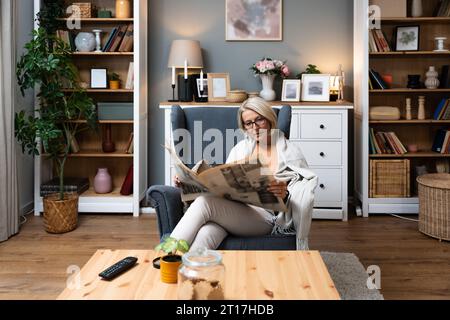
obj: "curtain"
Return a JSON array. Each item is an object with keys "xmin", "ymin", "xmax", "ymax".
[{"xmin": 0, "ymin": 0, "xmax": 19, "ymax": 242}]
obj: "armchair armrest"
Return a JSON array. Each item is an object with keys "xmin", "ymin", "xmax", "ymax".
[{"xmin": 146, "ymin": 185, "xmax": 184, "ymax": 237}]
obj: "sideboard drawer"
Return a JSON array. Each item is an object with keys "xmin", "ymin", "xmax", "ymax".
[
  {"xmin": 313, "ymin": 168, "xmax": 342, "ymax": 203},
  {"xmin": 300, "ymin": 114, "xmax": 342, "ymax": 139},
  {"xmin": 298, "ymin": 141, "xmax": 342, "ymax": 166}
]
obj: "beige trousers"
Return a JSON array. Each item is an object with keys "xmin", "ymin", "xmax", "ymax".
[{"xmin": 170, "ymin": 195, "xmax": 274, "ymax": 250}]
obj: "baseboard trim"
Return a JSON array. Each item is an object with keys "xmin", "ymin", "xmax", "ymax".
[{"xmin": 20, "ymin": 201, "xmax": 34, "ymax": 216}]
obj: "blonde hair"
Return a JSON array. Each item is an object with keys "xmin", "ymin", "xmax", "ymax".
[{"xmin": 238, "ymin": 97, "xmax": 278, "ymax": 131}]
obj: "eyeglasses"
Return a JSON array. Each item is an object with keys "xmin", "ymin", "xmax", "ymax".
[{"xmin": 243, "ymin": 117, "xmax": 267, "ymax": 129}]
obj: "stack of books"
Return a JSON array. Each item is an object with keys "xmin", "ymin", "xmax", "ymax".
[
  {"xmin": 103, "ymin": 24, "xmax": 134, "ymax": 52},
  {"xmin": 432, "ymin": 129, "xmax": 450, "ymax": 154},
  {"xmin": 40, "ymin": 177, "xmax": 89, "ymax": 197},
  {"xmin": 433, "ymin": 98, "xmax": 450, "ymax": 120},
  {"xmin": 369, "ymin": 29, "xmax": 391, "ymax": 53},
  {"xmin": 369, "ymin": 69, "xmax": 389, "ymax": 90},
  {"xmin": 369, "ymin": 129, "xmax": 408, "ymax": 155},
  {"xmin": 435, "ymin": 0, "xmax": 450, "ymax": 16}
]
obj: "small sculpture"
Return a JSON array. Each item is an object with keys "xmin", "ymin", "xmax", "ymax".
[
  {"xmin": 406, "ymin": 98, "xmax": 412, "ymax": 120},
  {"xmin": 418, "ymin": 96, "xmax": 426, "ymax": 120},
  {"xmin": 425, "ymin": 66, "xmax": 440, "ymax": 89},
  {"xmin": 334, "ymin": 64, "xmax": 345, "ymax": 102}
]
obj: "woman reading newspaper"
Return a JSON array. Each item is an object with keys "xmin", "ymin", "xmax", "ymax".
[{"xmin": 171, "ymin": 97, "xmax": 318, "ymax": 250}]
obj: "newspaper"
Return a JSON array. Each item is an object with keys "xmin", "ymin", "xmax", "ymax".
[{"xmin": 165, "ymin": 145, "xmax": 288, "ymax": 212}]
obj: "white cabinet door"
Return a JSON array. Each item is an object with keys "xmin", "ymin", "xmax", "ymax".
[
  {"xmin": 313, "ymin": 168, "xmax": 342, "ymax": 204},
  {"xmin": 298, "ymin": 141, "xmax": 342, "ymax": 166}
]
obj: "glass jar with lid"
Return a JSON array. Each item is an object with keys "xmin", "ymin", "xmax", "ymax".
[{"xmin": 177, "ymin": 248, "xmax": 225, "ymax": 300}]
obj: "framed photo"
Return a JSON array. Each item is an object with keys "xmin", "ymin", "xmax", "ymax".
[
  {"xmin": 91, "ymin": 68, "xmax": 107, "ymax": 89},
  {"xmin": 207, "ymin": 73, "xmax": 231, "ymax": 102},
  {"xmin": 301, "ymin": 74, "xmax": 330, "ymax": 102},
  {"xmin": 281, "ymin": 79, "xmax": 301, "ymax": 102},
  {"xmin": 395, "ymin": 25, "xmax": 420, "ymax": 51},
  {"xmin": 225, "ymin": 0, "xmax": 283, "ymax": 41}
]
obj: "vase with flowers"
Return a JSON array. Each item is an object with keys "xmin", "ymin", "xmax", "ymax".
[{"xmin": 251, "ymin": 57, "xmax": 290, "ymax": 101}]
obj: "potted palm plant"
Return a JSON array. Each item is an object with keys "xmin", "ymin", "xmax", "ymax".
[
  {"xmin": 155, "ymin": 237, "xmax": 190, "ymax": 284},
  {"xmin": 15, "ymin": 1, "xmax": 97, "ymax": 233}
]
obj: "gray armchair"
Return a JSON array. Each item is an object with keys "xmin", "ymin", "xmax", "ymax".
[{"xmin": 147, "ymin": 105, "xmax": 296, "ymax": 250}]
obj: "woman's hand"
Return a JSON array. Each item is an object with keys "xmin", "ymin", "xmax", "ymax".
[
  {"xmin": 174, "ymin": 175, "xmax": 182, "ymax": 188},
  {"xmin": 267, "ymin": 180, "xmax": 288, "ymax": 200}
]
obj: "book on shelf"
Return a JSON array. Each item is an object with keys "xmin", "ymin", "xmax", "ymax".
[
  {"xmin": 369, "ymin": 130, "xmax": 407, "ymax": 155},
  {"xmin": 108, "ymin": 25, "xmax": 128, "ymax": 52},
  {"xmin": 40, "ymin": 177, "xmax": 89, "ymax": 197},
  {"xmin": 436, "ymin": 0, "xmax": 450, "ymax": 17},
  {"xmin": 56, "ymin": 30, "xmax": 75, "ymax": 51},
  {"xmin": 433, "ymin": 98, "xmax": 450, "ymax": 120},
  {"xmin": 103, "ymin": 27, "xmax": 118, "ymax": 52},
  {"xmin": 118, "ymin": 24, "xmax": 134, "ymax": 52},
  {"xmin": 432, "ymin": 129, "xmax": 450, "ymax": 153},
  {"xmin": 369, "ymin": 69, "xmax": 388, "ymax": 90},
  {"xmin": 439, "ymin": 65, "xmax": 450, "ymax": 89},
  {"xmin": 369, "ymin": 29, "xmax": 391, "ymax": 53},
  {"xmin": 124, "ymin": 132, "xmax": 134, "ymax": 154},
  {"xmin": 125, "ymin": 62, "xmax": 134, "ymax": 89},
  {"xmin": 120, "ymin": 165, "xmax": 133, "ymax": 196}
]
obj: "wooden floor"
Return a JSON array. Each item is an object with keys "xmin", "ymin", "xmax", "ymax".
[{"xmin": 0, "ymin": 213, "xmax": 449, "ymax": 300}]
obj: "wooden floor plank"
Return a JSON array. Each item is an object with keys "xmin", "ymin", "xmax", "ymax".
[{"xmin": 0, "ymin": 213, "xmax": 449, "ymax": 300}]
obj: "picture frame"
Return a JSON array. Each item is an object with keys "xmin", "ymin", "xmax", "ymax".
[
  {"xmin": 196, "ymin": 78, "xmax": 208, "ymax": 99},
  {"xmin": 281, "ymin": 79, "xmax": 301, "ymax": 102},
  {"xmin": 225, "ymin": 0, "xmax": 283, "ymax": 41},
  {"xmin": 207, "ymin": 73, "xmax": 231, "ymax": 102},
  {"xmin": 91, "ymin": 68, "xmax": 108, "ymax": 89},
  {"xmin": 301, "ymin": 74, "xmax": 330, "ymax": 102},
  {"xmin": 395, "ymin": 25, "xmax": 420, "ymax": 51}
]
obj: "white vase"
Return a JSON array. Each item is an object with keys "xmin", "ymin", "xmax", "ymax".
[
  {"xmin": 411, "ymin": 0, "xmax": 423, "ymax": 17},
  {"xmin": 425, "ymin": 66, "xmax": 440, "ymax": 89},
  {"xmin": 259, "ymin": 74, "xmax": 276, "ymax": 101},
  {"xmin": 75, "ymin": 32, "xmax": 96, "ymax": 52}
]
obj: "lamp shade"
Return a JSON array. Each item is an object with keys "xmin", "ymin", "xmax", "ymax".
[{"xmin": 167, "ymin": 40, "xmax": 203, "ymax": 69}]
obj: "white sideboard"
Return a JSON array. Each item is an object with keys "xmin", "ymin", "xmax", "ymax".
[{"xmin": 160, "ymin": 102, "xmax": 353, "ymax": 221}]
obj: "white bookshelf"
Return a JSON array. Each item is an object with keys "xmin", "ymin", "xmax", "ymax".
[{"xmin": 33, "ymin": 0, "xmax": 148, "ymax": 217}]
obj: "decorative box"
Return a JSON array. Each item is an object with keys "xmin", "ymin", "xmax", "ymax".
[
  {"xmin": 370, "ymin": 106, "xmax": 401, "ymax": 120},
  {"xmin": 97, "ymin": 102, "xmax": 133, "ymax": 120},
  {"xmin": 73, "ymin": 3, "xmax": 94, "ymax": 18}
]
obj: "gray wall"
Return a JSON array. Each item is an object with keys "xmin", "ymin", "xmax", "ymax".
[
  {"xmin": 16, "ymin": 0, "xmax": 35, "ymax": 215},
  {"xmin": 149, "ymin": 0, "xmax": 354, "ymax": 186}
]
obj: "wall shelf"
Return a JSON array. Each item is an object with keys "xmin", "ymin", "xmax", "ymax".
[
  {"xmin": 57, "ymin": 18, "xmax": 134, "ymax": 23},
  {"xmin": 71, "ymin": 52, "xmax": 134, "ymax": 56},
  {"xmin": 370, "ymin": 120, "xmax": 450, "ymax": 124},
  {"xmin": 369, "ymin": 152, "xmax": 450, "ymax": 158}
]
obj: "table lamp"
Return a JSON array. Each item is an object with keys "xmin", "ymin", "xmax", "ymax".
[{"xmin": 167, "ymin": 40, "xmax": 204, "ymax": 102}]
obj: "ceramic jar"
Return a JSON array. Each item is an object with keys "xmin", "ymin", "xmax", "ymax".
[
  {"xmin": 94, "ymin": 168, "xmax": 112, "ymax": 194},
  {"xmin": 411, "ymin": 0, "xmax": 423, "ymax": 17},
  {"xmin": 75, "ymin": 32, "xmax": 96, "ymax": 52},
  {"xmin": 425, "ymin": 66, "xmax": 440, "ymax": 89},
  {"xmin": 115, "ymin": 0, "xmax": 131, "ymax": 18},
  {"xmin": 259, "ymin": 74, "xmax": 276, "ymax": 101}
]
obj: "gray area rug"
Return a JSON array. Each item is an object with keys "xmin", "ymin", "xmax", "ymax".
[{"xmin": 321, "ymin": 252, "xmax": 384, "ymax": 300}]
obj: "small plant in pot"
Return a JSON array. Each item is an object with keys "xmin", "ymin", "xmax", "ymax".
[
  {"xmin": 109, "ymin": 72, "xmax": 121, "ymax": 90},
  {"xmin": 155, "ymin": 237, "xmax": 190, "ymax": 284},
  {"xmin": 296, "ymin": 64, "xmax": 322, "ymax": 79},
  {"xmin": 15, "ymin": 1, "xmax": 97, "ymax": 234}
]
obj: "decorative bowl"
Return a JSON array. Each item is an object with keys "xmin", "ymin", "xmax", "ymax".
[{"xmin": 226, "ymin": 90, "xmax": 248, "ymax": 103}]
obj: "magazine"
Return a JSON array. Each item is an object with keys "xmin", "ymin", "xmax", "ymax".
[{"xmin": 165, "ymin": 145, "xmax": 288, "ymax": 212}]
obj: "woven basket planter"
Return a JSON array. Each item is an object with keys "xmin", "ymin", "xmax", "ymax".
[
  {"xmin": 43, "ymin": 193, "xmax": 79, "ymax": 234},
  {"xmin": 417, "ymin": 174, "xmax": 450, "ymax": 241}
]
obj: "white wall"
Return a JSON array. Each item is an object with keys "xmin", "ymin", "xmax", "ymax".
[{"xmin": 15, "ymin": 0, "xmax": 35, "ymax": 215}]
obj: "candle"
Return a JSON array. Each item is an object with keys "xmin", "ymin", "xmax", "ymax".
[
  {"xmin": 200, "ymin": 70, "xmax": 204, "ymax": 91},
  {"xmin": 171, "ymin": 67, "xmax": 176, "ymax": 86},
  {"xmin": 184, "ymin": 59, "xmax": 188, "ymax": 80}
]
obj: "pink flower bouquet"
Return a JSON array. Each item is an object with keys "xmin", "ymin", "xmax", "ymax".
[{"xmin": 251, "ymin": 57, "xmax": 290, "ymax": 78}]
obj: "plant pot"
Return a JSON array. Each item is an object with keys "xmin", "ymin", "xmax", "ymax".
[
  {"xmin": 43, "ymin": 193, "xmax": 78, "ymax": 234},
  {"xmin": 109, "ymin": 80, "xmax": 120, "ymax": 90},
  {"xmin": 160, "ymin": 254, "xmax": 182, "ymax": 284}
]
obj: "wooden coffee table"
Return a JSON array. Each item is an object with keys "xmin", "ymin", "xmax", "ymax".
[{"xmin": 58, "ymin": 250, "xmax": 340, "ymax": 300}]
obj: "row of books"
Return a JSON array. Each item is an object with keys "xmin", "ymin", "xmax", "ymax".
[
  {"xmin": 103, "ymin": 24, "xmax": 134, "ymax": 52},
  {"xmin": 40, "ymin": 166, "xmax": 133, "ymax": 197},
  {"xmin": 369, "ymin": 129, "xmax": 407, "ymax": 155},
  {"xmin": 369, "ymin": 69, "xmax": 389, "ymax": 90},
  {"xmin": 124, "ymin": 132, "xmax": 134, "ymax": 154},
  {"xmin": 435, "ymin": 0, "xmax": 450, "ymax": 17},
  {"xmin": 369, "ymin": 29, "xmax": 391, "ymax": 53},
  {"xmin": 433, "ymin": 98, "xmax": 450, "ymax": 120},
  {"xmin": 433, "ymin": 129, "xmax": 450, "ymax": 154},
  {"xmin": 56, "ymin": 25, "xmax": 133, "ymax": 52}
]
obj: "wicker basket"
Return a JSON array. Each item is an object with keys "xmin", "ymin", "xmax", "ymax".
[
  {"xmin": 72, "ymin": 3, "xmax": 94, "ymax": 18},
  {"xmin": 43, "ymin": 193, "xmax": 78, "ymax": 234},
  {"xmin": 370, "ymin": 159, "xmax": 410, "ymax": 198},
  {"xmin": 417, "ymin": 174, "xmax": 450, "ymax": 241},
  {"xmin": 226, "ymin": 90, "xmax": 248, "ymax": 103}
]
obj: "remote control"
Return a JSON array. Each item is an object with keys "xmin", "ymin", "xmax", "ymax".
[{"xmin": 99, "ymin": 256, "xmax": 138, "ymax": 280}]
